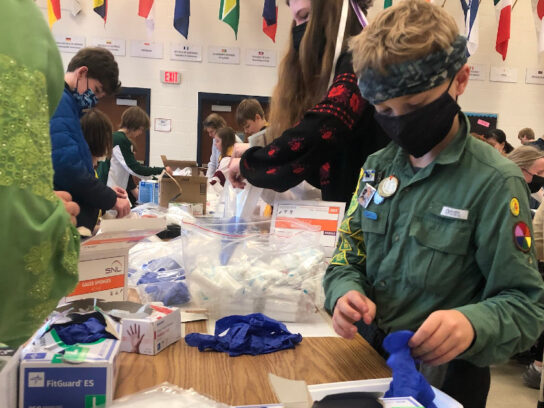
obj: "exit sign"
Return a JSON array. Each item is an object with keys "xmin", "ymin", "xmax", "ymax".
[{"xmin": 160, "ymin": 70, "xmax": 181, "ymax": 84}]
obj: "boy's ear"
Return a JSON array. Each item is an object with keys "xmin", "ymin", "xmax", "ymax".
[
  {"xmin": 75, "ymin": 66, "xmax": 89, "ymax": 80},
  {"xmin": 254, "ymin": 114, "xmax": 263, "ymax": 121},
  {"xmin": 454, "ymin": 64, "xmax": 470, "ymax": 97}
]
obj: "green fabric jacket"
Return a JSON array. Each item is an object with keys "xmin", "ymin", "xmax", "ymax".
[
  {"xmin": 0, "ymin": 0, "xmax": 80, "ymax": 347},
  {"xmin": 324, "ymin": 114, "xmax": 544, "ymax": 367}
]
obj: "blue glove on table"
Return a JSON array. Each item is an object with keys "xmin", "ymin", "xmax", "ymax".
[
  {"xmin": 383, "ymin": 330, "xmax": 437, "ymax": 408},
  {"xmin": 51, "ymin": 313, "xmax": 114, "ymax": 345},
  {"xmin": 185, "ymin": 313, "xmax": 302, "ymax": 356}
]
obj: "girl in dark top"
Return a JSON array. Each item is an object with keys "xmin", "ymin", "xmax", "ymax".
[
  {"xmin": 484, "ymin": 128, "xmax": 514, "ymax": 155},
  {"xmin": 228, "ymin": 0, "xmax": 389, "ymax": 205}
]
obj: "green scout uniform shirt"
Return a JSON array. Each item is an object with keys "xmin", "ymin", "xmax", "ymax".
[{"xmin": 324, "ymin": 114, "xmax": 544, "ymax": 367}]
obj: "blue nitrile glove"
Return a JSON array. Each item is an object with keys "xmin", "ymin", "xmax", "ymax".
[
  {"xmin": 185, "ymin": 313, "xmax": 302, "ymax": 356},
  {"xmin": 383, "ymin": 330, "xmax": 437, "ymax": 408},
  {"xmin": 220, "ymin": 216, "xmax": 247, "ymax": 265},
  {"xmin": 144, "ymin": 280, "xmax": 190, "ymax": 305},
  {"xmin": 51, "ymin": 313, "xmax": 114, "ymax": 345},
  {"xmin": 142, "ymin": 257, "xmax": 182, "ymax": 273}
]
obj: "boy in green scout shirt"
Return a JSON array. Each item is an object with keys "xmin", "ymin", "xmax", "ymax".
[{"xmin": 323, "ymin": 1, "xmax": 544, "ymax": 406}]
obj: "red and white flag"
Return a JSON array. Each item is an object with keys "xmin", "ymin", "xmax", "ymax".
[
  {"xmin": 494, "ymin": 0, "xmax": 512, "ymax": 60},
  {"xmin": 138, "ymin": 0, "xmax": 155, "ymax": 34},
  {"xmin": 533, "ymin": 0, "xmax": 544, "ymax": 54}
]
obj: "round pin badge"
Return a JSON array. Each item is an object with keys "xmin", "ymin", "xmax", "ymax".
[
  {"xmin": 513, "ymin": 221, "xmax": 532, "ymax": 252},
  {"xmin": 510, "ymin": 198, "xmax": 520, "ymax": 217},
  {"xmin": 378, "ymin": 176, "xmax": 399, "ymax": 198}
]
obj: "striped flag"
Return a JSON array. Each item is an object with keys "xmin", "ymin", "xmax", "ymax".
[
  {"xmin": 262, "ymin": 0, "xmax": 277, "ymax": 42},
  {"xmin": 174, "ymin": 0, "xmax": 191, "ymax": 39},
  {"xmin": 461, "ymin": 0, "xmax": 480, "ymax": 56},
  {"xmin": 47, "ymin": 0, "xmax": 61, "ymax": 28},
  {"xmin": 384, "ymin": 0, "xmax": 392, "ymax": 8},
  {"xmin": 219, "ymin": 0, "xmax": 240, "ymax": 39},
  {"xmin": 138, "ymin": 0, "xmax": 155, "ymax": 33},
  {"xmin": 533, "ymin": 0, "xmax": 544, "ymax": 53},
  {"xmin": 494, "ymin": 0, "xmax": 511, "ymax": 60},
  {"xmin": 93, "ymin": 0, "xmax": 108, "ymax": 23}
]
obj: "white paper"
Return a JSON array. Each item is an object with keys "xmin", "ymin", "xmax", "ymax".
[
  {"xmin": 526, "ymin": 68, "xmax": 544, "ymax": 85},
  {"xmin": 54, "ymin": 35, "xmax": 85, "ymax": 53},
  {"xmin": 245, "ymin": 48, "xmax": 277, "ymax": 67},
  {"xmin": 489, "ymin": 66, "xmax": 518, "ymax": 83},
  {"xmin": 468, "ymin": 63, "xmax": 488, "ymax": 81},
  {"xmin": 208, "ymin": 46, "xmax": 240, "ymax": 65},
  {"xmin": 154, "ymin": 118, "xmax": 172, "ymax": 132},
  {"xmin": 171, "ymin": 43, "xmax": 202, "ymax": 62},
  {"xmin": 130, "ymin": 40, "xmax": 164, "ymax": 59},
  {"xmin": 88, "ymin": 37, "xmax": 126, "ymax": 56}
]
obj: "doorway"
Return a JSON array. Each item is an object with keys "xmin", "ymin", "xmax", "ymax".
[
  {"xmin": 197, "ymin": 92, "xmax": 270, "ymax": 167},
  {"xmin": 97, "ymin": 87, "xmax": 151, "ymax": 165}
]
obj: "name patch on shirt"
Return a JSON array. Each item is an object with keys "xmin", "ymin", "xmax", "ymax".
[{"xmin": 440, "ymin": 206, "xmax": 469, "ymax": 220}]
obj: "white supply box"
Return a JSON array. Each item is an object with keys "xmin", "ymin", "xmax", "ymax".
[
  {"xmin": 117, "ymin": 304, "xmax": 181, "ymax": 355},
  {"xmin": 19, "ymin": 322, "xmax": 121, "ymax": 408},
  {"xmin": 0, "ymin": 346, "xmax": 21, "ymax": 408},
  {"xmin": 63, "ymin": 217, "xmax": 166, "ymax": 303}
]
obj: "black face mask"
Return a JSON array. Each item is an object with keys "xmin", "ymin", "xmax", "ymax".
[
  {"xmin": 292, "ymin": 22, "xmax": 307, "ymax": 52},
  {"xmin": 528, "ymin": 174, "xmax": 544, "ymax": 193},
  {"xmin": 374, "ymin": 85, "xmax": 460, "ymax": 158}
]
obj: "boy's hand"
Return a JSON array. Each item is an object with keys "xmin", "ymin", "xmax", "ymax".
[
  {"xmin": 332, "ymin": 290, "xmax": 376, "ymax": 339},
  {"xmin": 112, "ymin": 186, "xmax": 128, "ymax": 199},
  {"xmin": 409, "ymin": 310, "xmax": 474, "ymax": 366},
  {"xmin": 114, "ymin": 197, "xmax": 131, "ymax": 218},
  {"xmin": 227, "ymin": 158, "xmax": 246, "ymax": 189},
  {"xmin": 54, "ymin": 191, "xmax": 80, "ymax": 226}
]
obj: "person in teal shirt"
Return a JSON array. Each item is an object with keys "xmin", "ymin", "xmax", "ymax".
[
  {"xmin": 323, "ymin": 1, "xmax": 544, "ymax": 407},
  {"xmin": 0, "ymin": 0, "xmax": 80, "ymax": 348}
]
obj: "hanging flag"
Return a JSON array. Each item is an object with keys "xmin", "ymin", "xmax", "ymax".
[
  {"xmin": 93, "ymin": 0, "xmax": 108, "ymax": 23},
  {"xmin": 460, "ymin": 0, "xmax": 480, "ymax": 56},
  {"xmin": 174, "ymin": 0, "xmax": 191, "ymax": 39},
  {"xmin": 384, "ymin": 0, "xmax": 393, "ymax": 8},
  {"xmin": 532, "ymin": 0, "xmax": 544, "ymax": 54},
  {"xmin": 139, "ymin": 0, "xmax": 155, "ymax": 33},
  {"xmin": 262, "ymin": 0, "xmax": 277, "ymax": 42},
  {"xmin": 47, "ymin": 0, "xmax": 61, "ymax": 28},
  {"xmin": 219, "ymin": 0, "xmax": 240, "ymax": 39},
  {"xmin": 494, "ymin": 0, "xmax": 511, "ymax": 60}
]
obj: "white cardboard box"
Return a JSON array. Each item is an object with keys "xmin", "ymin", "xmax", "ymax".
[
  {"xmin": 19, "ymin": 322, "xmax": 121, "ymax": 408},
  {"xmin": 117, "ymin": 304, "xmax": 181, "ymax": 355},
  {"xmin": 64, "ymin": 218, "xmax": 166, "ymax": 303}
]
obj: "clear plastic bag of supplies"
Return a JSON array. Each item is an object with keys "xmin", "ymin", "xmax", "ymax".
[
  {"xmin": 180, "ymin": 217, "xmax": 327, "ymax": 322},
  {"xmin": 128, "ymin": 238, "xmax": 190, "ymax": 306},
  {"xmin": 111, "ymin": 382, "xmax": 231, "ymax": 407}
]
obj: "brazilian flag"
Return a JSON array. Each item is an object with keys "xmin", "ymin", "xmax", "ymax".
[
  {"xmin": 219, "ymin": 0, "xmax": 239, "ymax": 39},
  {"xmin": 93, "ymin": 0, "xmax": 108, "ymax": 23}
]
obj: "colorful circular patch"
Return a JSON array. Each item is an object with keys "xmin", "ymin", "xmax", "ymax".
[
  {"xmin": 513, "ymin": 221, "xmax": 532, "ymax": 252},
  {"xmin": 510, "ymin": 198, "xmax": 520, "ymax": 216}
]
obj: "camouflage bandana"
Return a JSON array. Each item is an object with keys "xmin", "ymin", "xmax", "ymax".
[{"xmin": 358, "ymin": 35, "xmax": 468, "ymax": 104}]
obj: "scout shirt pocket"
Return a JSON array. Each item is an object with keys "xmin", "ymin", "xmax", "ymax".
[
  {"xmin": 408, "ymin": 201, "xmax": 474, "ymax": 290},
  {"xmin": 360, "ymin": 201, "xmax": 390, "ymax": 283}
]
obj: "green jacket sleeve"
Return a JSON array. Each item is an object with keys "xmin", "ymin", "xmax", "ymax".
[
  {"xmin": 118, "ymin": 135, "xmax": 164, "ymax": 177},
  {"xmin": 323, "ymin": 171, "xmax": 370, "ymax": 313},
  {"xmin": 456, "ymin": 176, "xmax": 544, "ymax": 366}
]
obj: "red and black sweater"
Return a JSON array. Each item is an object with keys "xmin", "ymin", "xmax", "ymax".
[{"xmin": 239, "ymin": 55, "xmax": 389, "ymax": 205}]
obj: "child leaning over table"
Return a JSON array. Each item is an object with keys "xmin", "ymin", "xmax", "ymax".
[{"xmin": 323, "ymin": 1, "xmax": 544, "ymax": 407}]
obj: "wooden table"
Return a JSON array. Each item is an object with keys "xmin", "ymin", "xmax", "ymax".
[{"xmin": 114, "ymin": 320, "xmax": 391, "ymax": 406}]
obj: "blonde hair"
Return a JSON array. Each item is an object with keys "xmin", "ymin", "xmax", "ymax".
[
  {"xmin": 508, "ymin": 146, "xmax": 544, "ymax": 171},
  {"xmin": 350, "ymin": 0, "xmax": 459, "ymax": 75},
  {"xmin": 268, "ymin": 0, "xmax": 371, "ymax": 141}
]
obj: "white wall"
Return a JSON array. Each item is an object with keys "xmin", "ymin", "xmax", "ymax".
[
  {"xmin": 38, "ymin": 0, "xmax": 544, "ymax": 165},
  {"xmin": 39, "ymin": 0, "xmax": 293, "ymax": 166}
]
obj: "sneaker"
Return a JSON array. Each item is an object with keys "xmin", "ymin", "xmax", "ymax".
[
  {"xmin": 513, "ymin": 350, "xmax": 537, "ymax": 365},
  {"xmin": 523, "ymin": 363, "xmax": 542, "ymax": 389}
]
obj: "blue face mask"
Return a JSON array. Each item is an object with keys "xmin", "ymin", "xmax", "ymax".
[{"xmin": 72, "ymin": 78, "xmax": 98, "ymax": 110}]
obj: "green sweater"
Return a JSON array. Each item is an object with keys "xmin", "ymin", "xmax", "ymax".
[
  {"xmin": 0, "ymin": 0, "xmax": 80, "ymax": 347},
  {"xmin": 324, "ymin": 114, "xmax": 544, "ymax": 367}
]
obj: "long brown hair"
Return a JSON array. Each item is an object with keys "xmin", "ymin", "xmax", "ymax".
[{"xmin": 267, "ymin": 0, "xmax": 372, "ymax": 141}]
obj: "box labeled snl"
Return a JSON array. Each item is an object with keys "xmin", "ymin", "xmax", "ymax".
[{"xmin": 63, "ymin": 217, "xmax": 166, "ymax": 303}]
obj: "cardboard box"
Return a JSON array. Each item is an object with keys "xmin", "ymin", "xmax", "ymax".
[
  {"xmin": 0, "ymin": 346, "xmax": 21, "ymax": 408},
  {"xmin": 19, "ymin": 321, "xmax": 121, "ymax": 408},
  {"xmin": 116, "ymin": 303, "xmax": 181, "ymax": 355},
  {"xmin": 56, "ymin": 300, "xmax": 181, "ymax": 356},
  {"xmin": 63, "ymin": 218, "xmax": 166, "ymax": 303},
  {"xmin": 159, "ymin": 156, "xmax": 207, "ymax": 211}
]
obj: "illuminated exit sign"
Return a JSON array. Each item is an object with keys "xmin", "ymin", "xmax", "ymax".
[{"xmin": 160, "ymin": 70, "xmax": 181, "ymax": 84}]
